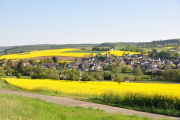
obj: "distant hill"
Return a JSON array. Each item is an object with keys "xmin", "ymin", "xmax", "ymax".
[
  {"xmin": 2, "ymin": 44, "xmax": 98, "ymax": 54},
  {"xmin": 1, "ymin": 38, "xmax": 180, "ymax": 55},
  {"xmin": 151, "ymin": 39, "xmax": 180, "ymax": 44}
]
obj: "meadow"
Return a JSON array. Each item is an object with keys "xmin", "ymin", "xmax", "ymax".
[{"xmin": 2, "ymin": 78, "xmax": 180, "ymax": 116}]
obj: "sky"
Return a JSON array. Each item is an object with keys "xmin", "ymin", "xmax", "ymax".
[{"xmin": 0, "ymin": 0, "xmax": 180, "ymax": 46}]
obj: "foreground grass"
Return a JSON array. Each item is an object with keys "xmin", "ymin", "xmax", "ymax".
[
  {"xmin": 0, "ymin": 94, "xmax": 162, "ymax": 120},
  {"xmin": 0, "ymin": 78, "xmax": 179, "ymax": 118}
]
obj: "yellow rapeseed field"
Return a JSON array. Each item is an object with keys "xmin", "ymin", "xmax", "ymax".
[
  {"xmin": 102, "ymin": 51, "xmax": 141, "ymax": 56},
  {"xmin": 163, "ymin": 47, "xmax": 175, "ymax": 49},
  {"xmin": 0, "ymin": 49, "xmax": 96, "ymax": 60},
  {"xmin": 2, "ymin": 78, "xmax": 180, "ymax": 98}
]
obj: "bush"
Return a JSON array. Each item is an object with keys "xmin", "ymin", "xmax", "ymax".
[
  {"xmin": 59, "ymin": 75, "xmax": 68, "ymax": 80},
  {"xmin": 81, "ymin": 74, "xmax": 91, "ymax": 81},
  {"xmin": 141, "ymin": 75, "xmax": 150, "ymax": 80},
  {"xmin": 159, "ymin": 76, "xmax": 164, "ymax": 80},
  {"xmin": 113, "ymin": 75, "xmax": 122, "ymax": 84},
  {"xmin": 134, "ymin": 76, "xmax": 142, "ymax": 81},
  {"xmin": 124, "ymin": 75, "xmax": 134, "ymax": 81},
  {"xmin": 16, "ymin": 73, "xmax": 22, "ymax": 78}
]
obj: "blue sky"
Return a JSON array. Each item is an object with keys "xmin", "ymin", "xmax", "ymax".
[{"xmin": 0, "ymin": 0, "xmax": 180, "ymax": 46}]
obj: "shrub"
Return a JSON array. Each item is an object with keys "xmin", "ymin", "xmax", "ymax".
[
  {"xmin": 159, "ymin": 76, "xmax": 164, "ymax": 80},
  {"xmin": 59, "ymin": 75, "xmax": 67, "ymax": 80},
  {"xmin": 134, "ymin": 76, "xmax": 142, "ymax": 81},
  {"xmin": 124, "ymin": 75, "xmax": 134, "ymax": 81},
  {"xmin": 141, "ymin": 75, "xmax": 150, "ymax": 80},
  {"xmin": 16, "ymin": 73, "xmax": 22, "ymax": 78}
]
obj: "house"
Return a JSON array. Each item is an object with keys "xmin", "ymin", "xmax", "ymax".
[
  {"xmin": 89, "ymin": 64, "xmax": 95, "ymax": 71},
  {"xmin": 149, "ymin": 62, "xmax": 158, "ymax": 68},
  {"xmin": 67, "ymin": 63, "xmax": 79, "ymax": 69},
  {"xmin": 173, "ymin": 60, "xmax": 180, "ymax": 67},
  {"xmin": 81, "ymin": 58, "xmax": 89, "ymax": 62},
  {"xmin": 23, "ymin": 63, "xmax": 31, "ymax": 66},
  {"xmin": 125, "ymin": 59, "xmax": 134, "ymax": 65},
  {"xmin": 166, "ymin": 60, "xmax": 173, "ymax": 66},
  {"xmin": 125, "ymin": 53, "xmax": 131, "ymax": 57},
  {"xmin": 41, "ymin": 63, "xmax": 58, "ymax": 68},
  {"xmin": 94, "ymin": 65, "xmax": 102, "ymax": 71}
]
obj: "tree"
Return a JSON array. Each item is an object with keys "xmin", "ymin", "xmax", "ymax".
[
  {"xmin": 16, "ymin": 73, "xmax": 22, "ymax": 78},
  {"xmin": 17, "ymin": 60, "xmax": 24, "ymax": 74},
  {"xmin": 122, "ymin": 64, "xmax": 133, "ymax": 73},
  {"xmin": 75, "ymin": 57, "xmax": 78, "ymax": 63},
  {"xmin": 134, "ymin": 65, "xmax": 143, "ymax": 76},
  {"xmin": 59, "ymin": 61, "xmax": 68, "ymax": 69},
  {"xmin": 122, "ymin": 51, "xmax": 126, "ymax": 57},
  {"xmin": 113, "ymin": 74, "xmax": 122, "ymax": 84},
  {"xmin": 0, "ymin": 67, "xmax": 6, "ymax": 77},
  {"xmin": 4, "ymin": 66, "xmax": 14, "ymax": 76},
  {"xmin": 7, "ymin": 59, "xmax": 12, "ymax": 67},
  {"xmin": 23, "ymin": 66, "xmax": 34, "ymax": 76},
  {"xmin": 104, "ymin": 71, "xmax": 113, "ymax": 80},
  {"xmin": 29, "ymin": 59, "xmax": 37, "ymax": 66},
  {"xmin": 149, "ymin": 49, "xmax": 158, "ymax": 58},
  {"xmin": 84, "ymin": 61, "xmax": 88, "ymax": 69},
  {"xmin": 95, "ymin": 71, "xmax": 104, "ymax": 81},
  {"xmin": 51, "ymin": 56, "xmax": 58, "ymax": 63}
]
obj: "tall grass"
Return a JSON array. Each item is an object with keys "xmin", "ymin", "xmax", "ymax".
[{"xmin": 102, "ymin": 91, "xmax": 180, "ymax": 116}]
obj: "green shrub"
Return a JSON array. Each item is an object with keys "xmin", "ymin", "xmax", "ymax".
[
  {"xmin": 134, "ymin": 76, "xmax": 142, "ymax": 81},
  {"xmin": 16, "ymin": 73, "xmax": 22, "ymax": 78}
]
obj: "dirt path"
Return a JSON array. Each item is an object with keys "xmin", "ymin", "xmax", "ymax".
[{"xmin": 0, "ymin": 89, "xmax": 179, "ymax": 120}]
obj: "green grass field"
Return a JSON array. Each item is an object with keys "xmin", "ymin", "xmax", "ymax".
[{"xmin": 0, "ymin": 94, "xmax": 162, "ymax": 120}]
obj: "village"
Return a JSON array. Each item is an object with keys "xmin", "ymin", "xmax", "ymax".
[{"xmin": 1, "ymin": 47, "xmax": 179, "ymax": 82}]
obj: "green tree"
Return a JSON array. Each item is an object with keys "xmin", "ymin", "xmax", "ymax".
[
  {"xmin": 17, "ymin": 60, "xmax": 24, "ymax": 74},
  {"xmin": 113, "ymin": 74, "xmax": 122, "ymax": 84},
  {"xmin": 16, "ymin": 73, "xmax": 22, "ymax": 78},
  {"xmin": 29, "ymin": 59, "xmax": 37, "ymax": 66},
  {"xmin": 0, "ymin": 67, "xmax": 6, "ymax": 77},
  {"xmin": 134, "ymin": 65, "xmax": 143, "ymax": 76},
  {"xmin": 51, "ymin": 56, "xmax": 58, "ymax": 63},
  {"xmin": 7, "ymin": 59, "xmax": 12, "ymax": 67},
  {"xmin": 4, "ymin": 66, "xmax": 14, "ymax": 76}
]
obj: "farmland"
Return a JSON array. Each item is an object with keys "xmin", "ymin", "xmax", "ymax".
[
  {"xmin": 102, "ymin": 50, "xmax": 141, "ymax": 56},
  {"xmin": 0, "ymin": 48, "xmax": 96, "ymax": 60},
  {"xmin": 0, "ymin": 48, "xmax": 143, "ymax": 60},
  {"xmin": 3, "ymin": 78, "xmax": 180, "ymax": 97},
  {"xmin": 2, "ymin": 78, "xmax": 180, "ymax": 116}
]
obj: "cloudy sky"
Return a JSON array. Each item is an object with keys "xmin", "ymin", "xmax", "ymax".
[{"xmin": 0, "ymin": 0, "xmax": 180, "ymax": 46}]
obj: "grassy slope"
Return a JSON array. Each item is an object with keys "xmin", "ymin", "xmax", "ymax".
[{"xmin": 0, "ymin": 94, "xmax": 162, "ymax": 120}]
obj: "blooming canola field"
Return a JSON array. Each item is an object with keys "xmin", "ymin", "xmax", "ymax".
[
  {"xmin": 0, "ymin": 48, "xmax": 145, "ymax": 60},
  {"xmin": 3, "ymin": 78, "xmax": 180, "ymax": 98},
  {"xmin": 102, "ymin": 51, "xmax": 141, "ymax": 56},
  {"xmin": 0, "ymin": 49, "xmax": 97, "ymax": 60}
]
